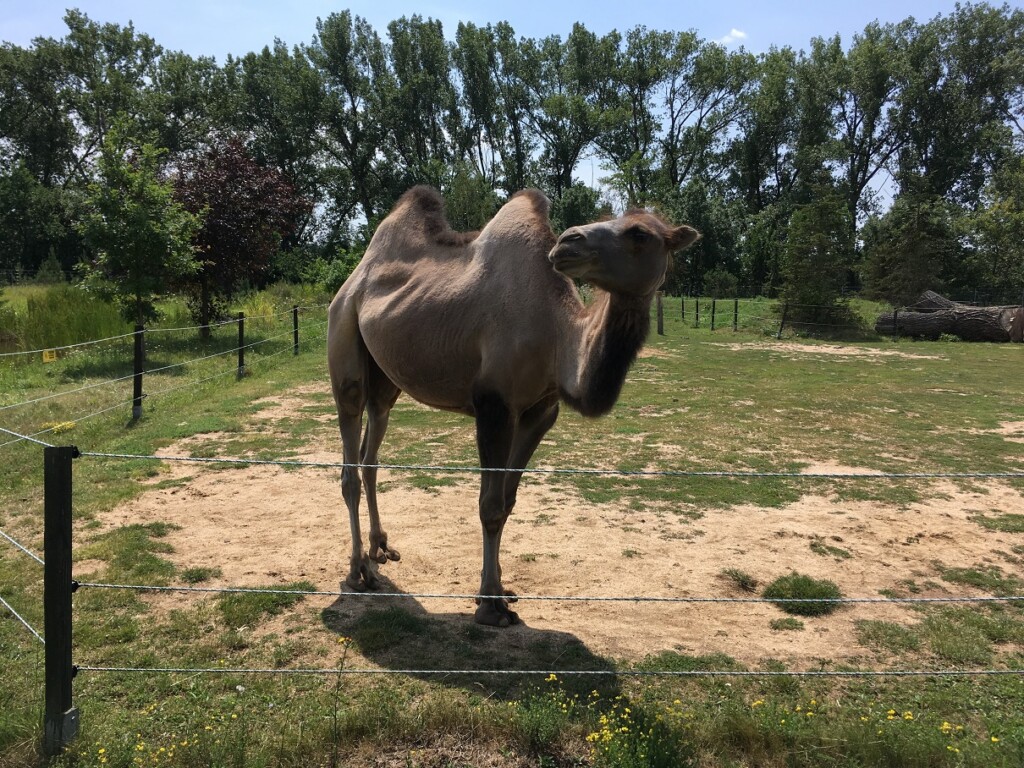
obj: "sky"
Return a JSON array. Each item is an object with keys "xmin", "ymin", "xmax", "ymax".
[{"xmin": 1, "ymin": 0, "xmax": 1012, "ymax": 60}]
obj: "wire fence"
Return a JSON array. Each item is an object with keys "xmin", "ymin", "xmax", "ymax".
[
  {"xmin": 2, "ymin": 305, "xmax": 1022, "ymax": 704},
  {"xmin": 8, "ymin": 444, "xmax": 1017, "ymax": 682},
  {"xmin": 0, "ymin": 311, "xmax": 329, "ymax": 449}
]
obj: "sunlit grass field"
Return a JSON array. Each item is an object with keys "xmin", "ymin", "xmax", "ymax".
[{"xmin": 1, "ymin": 291, "xmax": 1023, "ymax": 767}]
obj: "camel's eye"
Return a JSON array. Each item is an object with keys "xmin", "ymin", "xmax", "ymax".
[{"xmin": 626, "ymin": 226, "xmax": 652, "ymax": 242}]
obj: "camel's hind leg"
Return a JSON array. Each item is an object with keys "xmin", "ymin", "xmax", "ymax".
[{"xmin": 361, "ymin": 360, "xmax": 401, "ymax": 568}]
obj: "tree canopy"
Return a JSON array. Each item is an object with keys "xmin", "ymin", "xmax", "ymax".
[{"xmin": 2, "ymin": 4, "xmax": 1023, "ymax": 306}]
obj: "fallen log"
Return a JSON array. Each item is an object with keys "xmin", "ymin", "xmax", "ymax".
[{"xmin": 875, "ymin": 304, "xmax": 1024, "ymax": 342}]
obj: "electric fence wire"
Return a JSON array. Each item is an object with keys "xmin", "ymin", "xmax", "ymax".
[
  {"xmin": 0, "ymin": 527, "xmax": 44, "ymax": 565},
  {"xmin": 74, "ymin": 581, "xmax": 1024, "ymax": 606},
  {"xmin": 0, "ymin": 330, "xmax": 139, "ymax": 359},
  {"xmin": 0, "ymin": 320, "xmax": 327, "ymax": 423},
  {"xmin": 0, "ymin": 594, "xmax": 44, "ymax": 645},
  {"xmin": 73, "ymin": 665, "xmax": 1024, "ymax": 678},
  {"xmin": 72, "ymin": 450, "xmax": 1024, "ymax": 480}
]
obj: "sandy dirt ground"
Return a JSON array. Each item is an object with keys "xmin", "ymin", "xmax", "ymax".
[{"xmin": 85, "ymin": 373, "xmax": 1024, "ymax": 670}]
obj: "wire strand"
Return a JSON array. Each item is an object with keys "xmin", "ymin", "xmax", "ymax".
[
  {"xmin": 0, "ymin": 528, "xmax": 44, "ymax": 565},
  {"xmin": 75, "ymin": 582, "xmax": 1023, "ymax": 604},
  {"xmin": 0, "ymin": 330, "xmax": 138, "ymax": 358},
  {"xmin": 0, "ymin": 595, "xmax": 45, "ymax": 645},
  {"xmin": 74, "ymin": 451, "xmax": 1024, "ymax": 479},
  {"xmin": 73, "ymin": 665, "xmax": 1024, "ymax": 678}
]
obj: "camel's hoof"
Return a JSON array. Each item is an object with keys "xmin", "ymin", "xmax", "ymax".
[
  {"xmin": 474, "ymin": 600, "xmax": 519, "ymax": 628},
  {"xmin": 343, "ymin": 576, "xmax": 366, "ymax": 593},
  {"xmin": 370, "ymin": 541, "xmax": 401, "ymax": 564}
]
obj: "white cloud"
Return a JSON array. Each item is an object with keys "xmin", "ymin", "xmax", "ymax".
[{"xmin": 719, "ymin": 28, "xmax": 748, "ymax": 45}]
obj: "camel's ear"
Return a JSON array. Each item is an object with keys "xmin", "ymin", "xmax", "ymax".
[{"xmin": 668, "ymin": 225, "xmax": 701, "ymax": 252}]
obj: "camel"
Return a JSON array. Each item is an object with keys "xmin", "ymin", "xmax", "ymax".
[{"xmin": 327, "ymin": 186, "xmax": 700, "ymax": 626}]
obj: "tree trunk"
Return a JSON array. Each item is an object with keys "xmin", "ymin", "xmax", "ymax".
[{"xmin": 876, "ymin": 305, "xmax": 1023, "ymax": 341}]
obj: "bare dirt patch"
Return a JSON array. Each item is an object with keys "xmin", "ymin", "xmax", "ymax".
[
  {"xmin": 707, "ymin": 341, "xmax": 943, "ymax": 360},
  {"xmin": 93, "ymin": 388, "xmax": 1024, "ymax": 671}
]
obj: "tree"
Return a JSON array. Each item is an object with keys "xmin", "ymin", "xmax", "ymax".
[
  {"xmin": 174, "ymin": 138, "xmax": 310, "ymax": 333},
  {"xmin": 77, "ymin": 126, "xmax": 199, "ymax": 325},
  {"xmin": 232, "ymin": 41, "xmax": 324, "ymax": 244},
  {"xmin": 862, "ymin": 191, "xmax": 967, "ymax": 307},
  {"xmin": 660, "ymin": 35, "xmax": 754, "ymax": 192},
  {"xmin": 779, "ymin": 182, "xmax": 855, "ymax": 325},
  {"xmin": 383, "ymin": 15, "xmax": 459, "ymax": 186},
  {"xmin": 308, "ymin": 11, "xmax": 395, "ymax": 225},
  {"xmin": 522, "ymin": 24, "xmax": 611, "ymax": 199},
  {"xmin": 594, "ymin": 26, "xmax": 672, "ymax": 206},
  {"xmin": 834, "ymin": 22, "xmax": 907, "ymax": 232}
]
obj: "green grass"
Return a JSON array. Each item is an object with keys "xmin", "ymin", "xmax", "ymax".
[
  {"xmin": 762, "ymin": 573, "xmax": 844, "ymax": 617},
  {"xmin": 4, "ymin": 290, "xmax": 1024, "ymax": 766},
  {"xmin": 218, "ymin": 581, "xmax": 316, "ymax": 629}
]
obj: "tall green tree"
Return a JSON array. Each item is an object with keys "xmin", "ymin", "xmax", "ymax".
[
  {"xmin": 522, "ymin": 24, "xmax": 611, "ymax": 198},
  {"xmin": 384, "ymin": 15, "xmax": 458, "ymax": 185},
  {"xmin": 77, "ymin": 125, "xmax": 199, "ymax": 325},
  {"xmin": 233, "ymin": 41, "xmax": 324, "ymax": 243},
  {"xmin": 62, "ymin": 10, "xmax": 162, "ymax": 185},
  {"xmin": 595, "ymin": 26, "xmax": 672, "ymax": 206},
  {"xmin": 660, "ymin": 36, "xmax": 754, "ymax": 191},
  {"xmin": 308, "ymin": 11, "xmax": 393, "ymax": 225}
]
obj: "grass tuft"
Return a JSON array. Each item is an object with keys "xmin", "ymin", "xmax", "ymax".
[{"xmin": 762, "ymin": 573, "xmax": 843, "ymax": 617}]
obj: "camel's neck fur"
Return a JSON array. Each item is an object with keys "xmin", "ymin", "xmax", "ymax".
[{"xmin": 556, "ymin": 287, "xmax": 653, "ymax": 418}]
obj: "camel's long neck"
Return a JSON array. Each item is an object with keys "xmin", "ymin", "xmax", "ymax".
[{"xmin": 557, "ymin": 289, "xmax": 653, "ymax": 417}]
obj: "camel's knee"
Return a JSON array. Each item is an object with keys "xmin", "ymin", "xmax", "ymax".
[{"xmin": 341, "ymin": 467, "xmax": 360, "ymax": 506}]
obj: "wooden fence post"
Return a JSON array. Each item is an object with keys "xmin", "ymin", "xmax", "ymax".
[
  {"xmin": 777, "ymin": 303, "xmax": 789, "ymax": 339},
  {"xmin": 733, "ymin": 299, "xmax": 739, "ymax": 332},
  {"xmin": 892, "ymin": 308, "xmax": 899, "ymax": 339},
  {"xmin": 711, "ymin": 299, "xmax": 717, "ymax": 331},
  {"xmin": 681, "ymin": 297, "xmax": 685, "ymax": 321},
  {"xmin": 237, "ymin": 312, "xmax": 245, "ymax": 379},
  {"xmin": 131, "ymin": 325, "xmax": 145, "ymax": 421},
  {"xmin": 293, "ymin": 306, "xmax": 300, "ymax": 355},
  {"xmin": 694, "ymin": 299, "xmax": 700, "ymax": 329},
  {"xmin": 44, "ymin": 445, "xmax": 80, "ymax": 756},
  {"xmin": 656, "ymin": 292, "xmax": 664, "ymax": 335}
]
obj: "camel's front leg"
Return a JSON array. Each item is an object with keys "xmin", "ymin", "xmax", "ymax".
[
  {"xmin": 338, "ymin": 410, "xmax": 376, "ymax": 591},
  {"xmin": 362, "ymin": 374, "xmax": 401, "ymax": 567},
  {"xmin": 473, "ymin": 389, "xmax": 517, "ymax": 627}
]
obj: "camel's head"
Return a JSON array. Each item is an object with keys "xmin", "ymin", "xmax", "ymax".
[{"xmin": 548, "ymin": 211, "xmax": 701, "ymax": 295}]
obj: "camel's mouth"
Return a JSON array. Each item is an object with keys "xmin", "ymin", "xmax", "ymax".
[{"xmin": 548, "ymin": 247, "xmax": 592, "ymax": 278}]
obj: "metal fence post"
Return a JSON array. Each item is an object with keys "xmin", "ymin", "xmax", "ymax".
[
  {"xmin": 694, "ymin": 299, "xmax": 700, "ymax": 329},
  {"xmin": 293, "ymin": 305, "xmax": 299, "ymax": 355},
  {"xmin": 733, "ymin": 299, "xmax": 739, "ymax": 332},
  {"xmin": 237, "ymin": 312, "xmax": 245, "ymax": 379},
  {"xmin": 711, "ymin": 299, "xmax": 717, "ymax": 331},
  {"xmin": 44, "ymin": 445, "xmax": 80, "ymax": 756},
  {"xmin": 656, "ymin": 292, "xmax": 664, "ymax": 335},
  {"xmin": 131, "ymin": 325, "xmax": 145, "ymax": 421}
]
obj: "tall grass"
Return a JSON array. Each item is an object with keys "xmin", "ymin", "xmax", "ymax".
[{"xmin": 1, "ymin": 284, "xmax": 129, "ymax": 353}]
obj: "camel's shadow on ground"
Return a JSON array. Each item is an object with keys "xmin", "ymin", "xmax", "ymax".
[{"xmin": 320, "ymin": 574, "xmax": 622, "ymax": 700}]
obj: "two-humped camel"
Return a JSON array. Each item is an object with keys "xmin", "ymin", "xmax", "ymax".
[{"xmin": 327, "ymin": 186, "xmax": 700, "ymax": 626}]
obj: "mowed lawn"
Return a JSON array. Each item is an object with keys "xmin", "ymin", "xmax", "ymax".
[{"xmin": 2, "ymin": 300, "xmax": 1023, "ymax": 767}]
